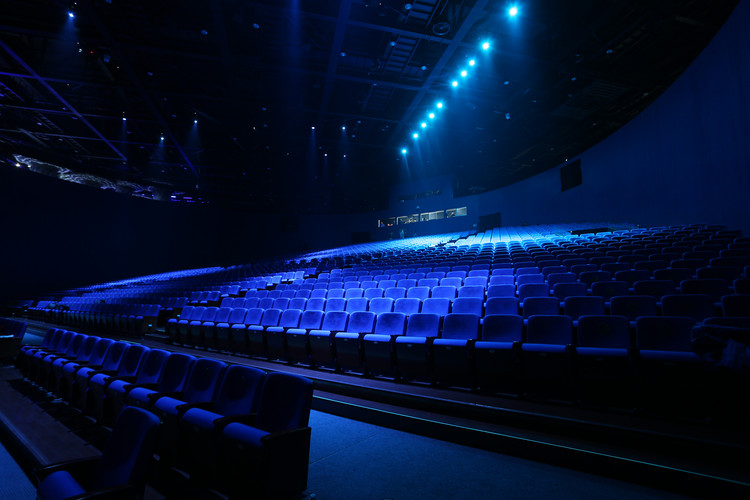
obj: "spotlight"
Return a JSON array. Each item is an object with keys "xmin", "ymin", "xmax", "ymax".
[
  {"xmin": 428, "ymin": 113, "xmax": 435, "ymax": 119},
  {"xmin": 436, "ymin": 102, "xmax": 444, "ymax": 109},
  {"xmin": 413, "ymin": 133, "xmax": 419, "ymax": 139},
  {"xmin": 509, "ymin": 6, "xmax": 519, "ymax": 17},
  {"xmin": 401, "ymin": 148, "xmax": 408, "ymax": 154},
  {"xmin": 451, "ymin": 80, "xmax": 458, "ymax": 87},
  {"xmin": 311, "ymin": 126, "xmax": 315, "ymax": 130},
  {"xmin": 342, "ymin": 126, "xmax": 346, "ymax": 131},
  {"xmin": 122, "ymin": 117, "xmax": 127, "ymax": 121},
  {"xmin": 68, "ymin": 11, "xmax": 75, "ymax": 19},
  {"xmin": 194, "ymin": 119, "xmax": 198, "ymax": 124},
  {"xmin": 469, "ymin": 59, "xmax": 476, "ymax": 66},
  {"xmin": 160, "ymin": 135, "xmax": 165, "ymax": 141},
  {"xmin": 421, "ymin": 122, "xmax": 427, "ymax": 128},
  {"xmin": 460, "ymin": 70, "xmax": 468, "ymax": 77},
  {"xmin": 482, "ymin": 41, "xmax": 490, "ymax": 51}
]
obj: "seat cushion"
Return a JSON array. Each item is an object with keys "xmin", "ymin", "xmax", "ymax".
[
  {"xmin": 222, "ymin": 422, "xmax": 269, "ymax": 450},
  {"xmin": 37, "ymin": 470, "xmax": 86, "ymax": 500}
]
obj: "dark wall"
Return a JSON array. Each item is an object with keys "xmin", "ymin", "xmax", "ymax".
[
  {"xmin": 473, "ymin": 0, "xmax": 750, "ymax": 235},
  {"xmin": 0, "ymin": 167, "xmax": 289, "ymax": 300}
]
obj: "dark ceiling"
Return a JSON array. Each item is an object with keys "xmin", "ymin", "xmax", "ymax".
[{"xmin": 0, "ymin": 0, "xmax": 739, "ymax": 213}]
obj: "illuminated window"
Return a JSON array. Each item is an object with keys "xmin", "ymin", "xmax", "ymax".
[
  {"xmin": 420, "ymin": 210, "xmax": 445, "ymax": 222},
  {"xmin": 446, "ymin": 207, "xmax": 468, "ymax": 218}
]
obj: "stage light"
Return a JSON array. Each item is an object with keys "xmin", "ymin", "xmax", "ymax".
[
  {"xmin": 452, "ymin": 80, "xmax": 458, "ymax": 87},
  {"xmin": 122, "ymin": 117, "xmax": 127, "ymax": 121},
  {"xmin": 428, "ymin": 113, "xmax": 435, "ymax": 119},
  {"xmin": 311, "ymin": 126, "xmax": 315, "ymax": 130},
  {"xmin": 461, "ymin": 70, "xmax": 468, "ymax": 77},
  {"xmin": 482, "ymin": 41, "xmax": 490, "ymax": 51},
  {"xmin": 68, "ymin": 11, "xmax": 75, "ymax": 19},
  {"xmin": 342, "ymin": 126, "xmax": 346, "ymax": 131},
  {"xmin": 421, "ymin": 122, "xmax": 427, "ymax": 128},
  {"xmin": 413, "ymin": 133, "xmax": 419, "ymax": 139},
  {"xmin": 160, "ymin": 135, "xmax": 165, "ymax": 141},
  {"xmin": 509, "ymin": 6, "xmax": 519, "ymax": 17},
  {"xmin": 401, "ymin": 148, "xmax": 408, "ymax": 154},
  {"xmin": 436, "ymin": 102, "xmax": 444, "ymax": 109},
  {"xmin": 194, "ymin": 119, "xmax": 198, "ymax": 124},
  {"xmin": 469, "ymin": 59, "xmax": 476, "ymax": 66}
]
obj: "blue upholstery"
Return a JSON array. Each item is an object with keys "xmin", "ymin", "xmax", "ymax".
[
  {"xmin": 564, "ymin": 296, "xmax": 605, "ymax": 324},
  {"xmin": 36, "ymin": 406, "xmax": 160, "ymax": 500},
  {"xmin": 88, "ymin": 345, "xmax": 149, "ymax": 421},
  {"xmin": 661, "ymin": 294, "xmax": 715, "ymax": 321},
  {"xmin": 126, "ymin": 352, "xmax": 196, "ymax": 408},
  {"xmin": 432, "ymin": 314, "xmax": 480, "ymax": 386},
  {"xmin": 217, "ymin": 373, "xmax": 313, "ymax": 499},
  {"xmin": 522, "ymin": 315, "xmax": 574, "ymax": 383},
  {"xmin": 610, "ymin": 295, "xmax": 658, "ymax": 325},
  {"xmin": 394, "ymin": 313, "xmax": 440, "ymax": 381}
]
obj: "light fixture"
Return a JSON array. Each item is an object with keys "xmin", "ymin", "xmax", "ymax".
[
  {"xmin": 460, "ymin": 70, "xmax": 468, "ymax": 77},
  {"xmin": 311, "ymin": 126, "xmax": 315, "ymax": 130},
  {"xmin": 413, "ymin": 133, "xmax": 419, "ymax": 139},
  {"xmin": 469, "ymin": 59, "xmax": 476, "ymax": 66},
  {"xmin": 451, "ymin": 80, "xmax": 458, "ymax": 87},
  {"xmin": 68, "ymin": 11, "xmax": 75, "ymax": 19},
  {"xmin": 342, "ymin": 126, "xmax": 346, "ymax": 131},
  {"xmin": 436, "ymin": 102, "xmax": 444, "ymax": 109},
  {"xmin": 428, "ymin": 113, "xmax": 435, "ymax": 119},
  {"xmin": 194, "ymin": 119, "xmax": 198, "ymax": 124},
  {"xmin": 509, "ymin": 6, "xmax": 519, "ymax": 17},
  {"xmin": 421, "ymin": 122, "xmax": 427, "ymax": 128},
  {"xmin": 482, "ymin": 41, "xmax": 490, "ymax": 51},
  {"xmin": 401, "ymin": 148, "xmax": 408, "ymax": 154}
]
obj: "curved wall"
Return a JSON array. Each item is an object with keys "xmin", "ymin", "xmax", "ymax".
[{"xmin": 472, "ymin": 0, "xmax": 750, "ymax": 235}]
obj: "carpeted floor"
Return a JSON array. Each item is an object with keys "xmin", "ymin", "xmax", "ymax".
[
  {"xmin": 304, "ymin": 410, "xmax": 690, "ymax": 500},
  {"xmin": 0, "ymin": 440, "xmax": 34, "ymax": 500}
]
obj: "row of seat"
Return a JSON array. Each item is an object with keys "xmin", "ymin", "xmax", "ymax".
[{"xmin": 19, "ymin": 328, "xmax": 314, "ymax": 499}]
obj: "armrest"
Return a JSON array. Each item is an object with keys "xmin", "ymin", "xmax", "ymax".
[
  {"xmin": 87, "ymin": 369, "xmax": 118, "ymax": 378},
  {"xmin": 213, "ymin": 413, "xmax": 257, "ymax": 432},
  {"xmin": 175, "ymin": 401, "xmax": 215, "ymax": 415},
  {"xmin": 114, "ymin": 375, "xmax": 137, "ymax": 383},
  {"xmin": 125, "ymin": 382, "xmax": 159, "ymax": 391},
  {"xmin": 146, "ymin": 391, "xmax": 183, "ymax": 403},
  {"xmin": 34, "ymin": 457, "xmax": 99, "ymax": 484},
  {"xmin": 75, "ymin": 484, "xmax": 138, "ymax": 500}
]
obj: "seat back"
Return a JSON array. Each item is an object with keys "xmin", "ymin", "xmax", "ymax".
[
  {"xmin": 577, "ymin": 315, "xmax": 631, "ymax": 348},
  {"xmin": 115, "ymin": 345, "xmax": 149, "ymax": 378},
  {"xmin": 158, "ymin": 353, "xmax": 197, "ymax": 392},
  {"xmin": 373, "ymin": 312, "xmax": 407, "ymax": 336},
  {"xmin": 182, "ymin": 358, "xmax": 227, "ymax": 403},
  {"xmin": 94, "ymin": 406, "xmax": 160, "ymax": 492},
  {"xmin": 255, "ymin": 373, "xmax": 314, "ymax": 432},
  {"xmin": 440, "ymin": 314, "xmax": 479, "ymax": 340},
  {"xmin": 134, "ymin": 349, "xmax": 170, "ymax": 385},
  {"xmin": 481, "ymin": 315, "xmax": 523, "ymax": 342},
  {"xmin": 405, "ymin": 313, "xmax": 440, "ymax": 337},
  {"xmin": 214, "ymin": 365, "xmax": 267, "ymax": 416}
]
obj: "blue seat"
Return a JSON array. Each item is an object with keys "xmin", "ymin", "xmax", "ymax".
[
  {"xmin": 104, "ymin": 348, "xmax": 170, "ymax": 425},
  {"xmin": 487, "ymin": 284, "xmax": 516, "ymax": 298},
  {"xmin": 547, "ymin": 273, "xmax": 578, "ymax": 289},
  {"xmin": 308, "ymin": 311, "xmax": 349, "ymax": 367},
  {"xmin": 421, "ymin": 297, "xmax": 451, "ymax": 316},
  {"xmin": 215, "ymin": 308, "xmax": 247, "ymax": 351},
  {"xmin": 201, "ymin": 307, "xmax": 232, "ymax": 349},
  {"xmin": 516, "ymin": 274, "xmax": 544, "ymax": 286},
  {"xmin": 394, "ymin": 313, "xmax": 441, "ymax": 381},
  {"xmin": 579, "ymin": 270, "xmax": 612, "ymax": 289},
  {"xmin": 364, "ymin": 287, "xmax": 384, "ymax": 299},
  {"xmin": 451, "ymin": 297, "xmax": 483, "ymax": 316},
  {"xmin": 635, "ymin": 316, "xmax": 699, "ymax": 381},
  {"xmin": 614, "ymin": 270, "xmax": 650, "ymax": 289},
  {"xmin": 87, "ymin": 345, "xmax": 149, "ymax": 421},
  {"xmin": 345, "ymin": 297, "xmax": 368, "ymax": 312},
  {"xmin": 334, "ymin": 311, "xmax": 376, "ymax": 372},
  {"xmin": 489, "ymin": 275, "xmax": 515, "ymax": 286},
  {"xmin": 522, "ymin": 297, "xmax": 559, "ymax": 319},
  {"xmin": 247, "ymin": 308, "xmax": 283, "ymax": 356},
  {"xmin": 485, "ymin": 297, "xmax": 519, "ymax": 315},
  {"xmin": 178, "ymin": 366, "xmax": 267, "ymax": 477},
  {"xmin": 563, "ymin": 296, "xmax": 605, "ymax": 324},
  {"xmin": 344, "ymin": 288, "xmax": 364, "ymax": 299},
  {"xmin": 432, "ymin": 314, "xmax": 480, "ymax": 387},
  {"xmin": 59, "ymin": 338, "xmax": 116, "ymax": 404},
  {"xmin": 407, "ymin": 286, "xmax": 431, "ymax": 301},
  {"xmin": 285, "ymin": 310, "xmax": 325, "ymax": 364},
  {"xmin": 522, "ymin": 315, "xmax": 574, "ymax": 386},
  {"xmin": 610, "ymin": 295, "xmax": 658, "ymax": 326},
  {"xmin": 265, "ymin": 308, "xmax": 303, "ymax": 360},
  {"xmin": 680, "ymin": 278, "xmax": 731, "ymax": 303},
  {"xmin": 722, "ymin": 294, "xmax": 750, "ymax": 316},
  {"xmin": 552, "ymin": 282, "xmax": 588, "ymax": 305},
  {"xmin": 394, "ymin": 297, "xmax": 421, "ymax": 315},
  {"xmin": 35, "ymin": 407, "xmax": 160, "ymax": 500},
  {"xmin": 369, "ymin": 297, "xmax": 395, "ymax": 314},
  {"xmin": 384, "ymin": 286, "xmax": 407, "ymax": 300},
  {"xmin": 229, "ymin": 307, "xmax": 263, "ymax": 354},
  {"xmin": 574, "ymin": 315, "xmax": 632, "ymax": 387},
  {"xmin": 324, "ymin": 297, "xmax": 346, "ymax": 312},
  {"xmin": 362, "ymin": 312, "xmax": 408, "ymax": 376},
  {"xmin": 217, "ymin": 373, "xmax": 314, "ymax": 500},
  {"xmin": 518, "ymin": 283, "xmax": 550, "ymax": 304},
  {"xmin": 431, "ymin": 285, "xmax": 457, "ymax": 299},
  {"xmin": 632, "ymin": 280, "xmax": 676, "ymax": 303},
  {"xmin": 149, "ymin": 358, "xmax": 228, "ymax": 461},
  {"xmin": 474, "ymin": 314, "xmax": 523, "ymax": 390},
  {"xmin": 126, "ymin": 353, "xmax": 197, "ymax": 409},
  {"xmin": 661, "ymin": 294, "xmax": 715, "ymax": 321},
  {"xmin": 47, "ymin": 335, "xmax": 101, "ymax": 394}
]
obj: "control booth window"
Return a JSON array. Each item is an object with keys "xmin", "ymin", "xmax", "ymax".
[{"xmin": 446, "ymin": 207, "xmax": 468, "ymax": 218}]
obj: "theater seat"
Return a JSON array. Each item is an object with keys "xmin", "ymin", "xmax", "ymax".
[
  {"xmin": 474, "ymin": 314, "xmax": 523, "ymax": 391},
  {"xmin": 216, "ymin": 373, "xmax": 314, "ymax": 500},
  {"xmin": 35, "ymin": 406, "xmax": 160, "ymax": 500}
]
